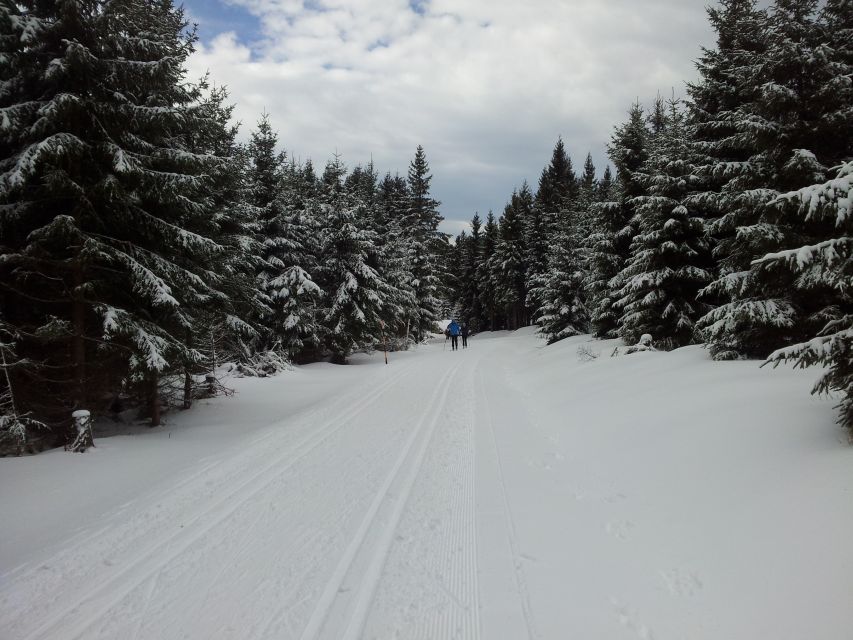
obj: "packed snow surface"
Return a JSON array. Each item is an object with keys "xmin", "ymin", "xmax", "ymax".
[{"xmin": 1, "ymin": 329, "xmax": 851, "ymax": 639}]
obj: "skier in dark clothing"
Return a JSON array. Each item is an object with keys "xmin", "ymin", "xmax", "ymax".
[
  {"xmin": 461, "ymin": 323, "xmax": 470, "ymax": 349},
  {"xmin": 447, "ymin": 320, "xmax": 460, "ymax": 351}
]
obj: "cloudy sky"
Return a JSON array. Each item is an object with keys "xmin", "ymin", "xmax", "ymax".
[{"xmin": 183, "ymin": 0, "xmax": 716, "ymax": 236}]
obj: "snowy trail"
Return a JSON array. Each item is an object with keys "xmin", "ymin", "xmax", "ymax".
[
  {"xmin": 1, "ymin": 341, "xmax": 491, "ymax": 640},
  {"xmin": 2, "ymin": 330, "xmax": 853, "ymax": 640}
]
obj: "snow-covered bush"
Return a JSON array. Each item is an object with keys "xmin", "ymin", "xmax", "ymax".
[
  {"xmin": 624, "ymin": 333, "xmax": 656, "ymax": 355},
  {"xmin": 576, "ymin": 344, "xmax": 600, "ymax": 362},
  {"xmin": 234, "ymin": 349, "xmax": 291, "ymax": 378}
]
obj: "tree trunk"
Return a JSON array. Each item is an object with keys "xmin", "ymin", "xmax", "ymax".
[
  {"xmin": 150, "ymin": 374, "xmax": 161, "ymax": 427},
  {"xmin": 72, "ymin": 263, "xmax": 86, "ymax": 408},
  {"xmin": 183, "ymin": 370, "xmax": 192, "ymax": 410}
]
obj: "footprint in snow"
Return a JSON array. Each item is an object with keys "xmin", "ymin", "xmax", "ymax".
[
  {"xmin": 604, "ymin": 520, "xmax": 635, "ymax": 541},
  {"xmin": 659, "ymin": 567, "xmax": 703, "ymax": 597},
  {"xmin": 611, "ymin": 598, "xmax": 657, "ymax": 640}
]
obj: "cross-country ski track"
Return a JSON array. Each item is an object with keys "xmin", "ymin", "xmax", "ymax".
[{"xmin": 2, "ymin": 328, "xmax": 852, "ymax": 640}]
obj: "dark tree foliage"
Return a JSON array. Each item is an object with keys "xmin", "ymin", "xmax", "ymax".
[
  {"xmin": 0, "ymin": 0, "xmax": 244, "ymax": 428},
  {"xmin": 614, "ymin": 99, "xmax": 712, "ymax": 349},
  {"xmin": 697, "ymin": 0, "xmax": 852, "ymax": 359},
  {"xmin": 587, "ymin": 102, "xmax": 650, "ymax": 338},
  {"xmin": 404, "ymin": 145, "xmax": 443, "ymax": 342}
]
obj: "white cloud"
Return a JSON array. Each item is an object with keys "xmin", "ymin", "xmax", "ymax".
[{"xmin": 187, "ymin": 0, "xmax": 714, "ymax": 234}]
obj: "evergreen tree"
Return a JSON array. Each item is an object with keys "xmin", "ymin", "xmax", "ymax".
[
  {"xmin": 274, "ymin": 157, "xmax": 323, "ymax": 360},
  {"xmin": 458, "ymin": 213, "xmax": 483, "ymax": 330},
  {"xmin": 404, "ymin": 145, "xmax": 443, "ymax": 341},
  {"xmin": 180, "ymin": 82, "xmax": 262, "ymax": 405},
  {"xmin": 648, "ymin": 94, "xmax": 667, "ymax": 135},
  {"xmin": 759, "ymin": 161, "xmax": 853, "ymax": 433},
  {"xmin": 376, "ymin": 172, "xmax": 417, "ymax": 342},
  {"xmin": 727, "ymin": 0, "xmax": 853, "ymax": 428},
  {"xmin": 697, "ymin": 0, "xmax": 850, "ymax": 359},
  {"xmin": 526, "ymin": 138, "xmax": 578, "ymax": 316},
  {"xmin": 614, "ymin": 99, "xmax": 712, "ymax": 349},
  {"xmin": 478, "ymin": 212, "xmax": 500, "ymax": 330},
  {"xmin": 586, "ymin": 102, "xmax": 650, "ymax": 338},
  {"xmin": 494, "ymin": 188, "xmax": 529, "ymax": 329},
  {"xmin": 0, "ymin": 0, "xmax": 241, "ymax": 426},
  {"xmin": 246, "ymin": 114, "xmax": 287, "ymax": 344},
  {"xmin": 537, "ymin": 155, "xmax": 596, "ymax": 342},
  {"xmin": 243, "ymin": 115, "xmax": 321, "ymax": 361},
  {"xmin": 597, "ymin": 165, "xmax": 615, "ymax": 202},
  {"xmin": 315, "ymin": 156, "xmax": 388, "ymax": 363}
]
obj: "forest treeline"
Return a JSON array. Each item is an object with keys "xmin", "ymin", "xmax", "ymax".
[
  {"xmin": 0, "ymin": 0, "xmax": 451, "ymax": 445},
  {"xmin": 1, "ymin": 0, "xmax": 852, "ymax": 449},
  {"xmin": 446, "ymin": 0, "xmax": 852, "ymax": 431}
]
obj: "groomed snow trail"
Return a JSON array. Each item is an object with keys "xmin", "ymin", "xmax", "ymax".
[
  {"xmin": 2, "ymin": 330, "xmax": 852, "ymax": 640},
  {"xmin": 1, "ymin": 341, "xmax": 492, "ymax": 640}
]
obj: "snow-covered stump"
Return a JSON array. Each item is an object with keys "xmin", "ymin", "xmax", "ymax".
[{"xmin": 66, "ymin": 409, "xmax": 94, "ymax": 453}]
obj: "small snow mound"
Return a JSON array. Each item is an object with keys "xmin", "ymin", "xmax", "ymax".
[{"xmin": 625, "ymin": 333, "xmax": 656, "ymax": 355}]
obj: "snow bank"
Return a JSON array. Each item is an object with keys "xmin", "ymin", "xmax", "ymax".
[{"xmin": 494, "ymin": 332, "xmax": 850, "ymax": 639}]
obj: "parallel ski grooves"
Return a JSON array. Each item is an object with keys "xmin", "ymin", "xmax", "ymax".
[
  {"xmin": 300, "ymin": 360, "xmax": 464, "ymax": 640},
  {"xmin": 18, "ymin": 361, "xmax": 419, "ymax": 640}
]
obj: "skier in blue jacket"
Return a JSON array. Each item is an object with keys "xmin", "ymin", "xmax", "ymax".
[{"xmin": 447, "ymin": 320, "xmax": 461, "ymax": 351}]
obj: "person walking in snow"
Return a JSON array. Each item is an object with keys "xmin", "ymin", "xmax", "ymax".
[
  {"xmin": 447, "ymin": 319, "xmax": 460, "ymax": 351},
  {"xmin": 461, "ymin": 323, "xmax": 470, "ymax": 349}
]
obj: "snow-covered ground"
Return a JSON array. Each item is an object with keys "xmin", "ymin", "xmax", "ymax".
[{"xmin": 1, "ymin": 329, "xmax": 851, "ymax": 640}]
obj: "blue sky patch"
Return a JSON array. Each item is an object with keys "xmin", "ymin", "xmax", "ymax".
[
  {"xmin": 183, "ymin": 0, "xmax": 263, "ymax": 45},
  {"xmin": 409, "ymin": 0, "xmax": 427, "ymax": 16}
]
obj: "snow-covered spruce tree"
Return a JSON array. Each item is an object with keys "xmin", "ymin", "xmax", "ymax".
[
  {"xmin": 478, "ymin": 211, "xmax": 500, "ymax": 330},
  {"xmin": 525, "ymin": 139, "xmax": 578, "ymax": 321},
  {"xmin": 583, "ymin": 165, "xmax": 617, "ymax": 329},
  {"xmin": 241, "ymin": 114, "xmax": 322, "ymax": 363},
  {"xmin": 245, "ymin": 116, "xmax": 287, "ymax": 345},
  {"xmin": 176, "ymin": 82, "xmax": 264, "ymax": 404},
  {"xmin": 271, "ymin": 157, "xmax": 323, "ymax": 361},
  {"xmin": 586, "ymin": 102, "xmax": 650, "ymax": 338},
  {"xmin": 614, "ymin": 98, "xmax": 712, "ymax": 349},
  {"xmin": 458, "ymin": 213, "xmax": 483, "ymax": 331},
  {"xmin": 494, "ymin": 184, "xmax": 531, "ymax": 329},
  {"xmin": 446, "ymin": 229, "xmax": 466, "ymax": 315},
  {"xmin": 686, "ymin": 0, "xmax": 767, "ymax": 227},
  {"xmin": 376, "ymin": 172, "xmax": 418, "ymax": 344},
  {"xmin": 537, "ymin": 155, "xmax": 596, "ymax": 343},
  {"xmin": 404, "ymin": 145, "xmax": 443, "ymax": 342},
  {"xmin": 315, "ymin": 156, "xmax": 389, "ymax": 363},
  {"xmin": 685, "ymin": 1, "xmax": 768, "ymax": 348},
  {"xmin": 0, "ymin": 0, "xmax": 241, "ymax": 427},
  {"xmin": 757, "ymin": 161, "xmax": 853, "ymax": 433},
  {"xmin": 697, "ymin": 0, "xmax": 851, "ymax": 359},
  {"xmin": 576, "ymin": 152, "xmax": 598, "ymax": 275},
  {"xmin": 348, "ymin": 161, "xmax": 411, "ymax": 333},
  {"xmin": 597, "ymin": 165, "xmax": 615, "ymax": 202}
]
